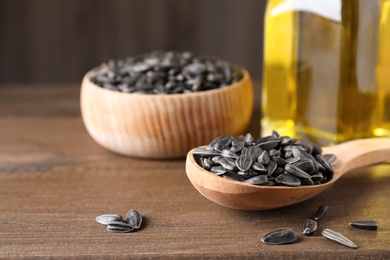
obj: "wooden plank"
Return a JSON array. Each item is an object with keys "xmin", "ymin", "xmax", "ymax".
[{"xmin": 0, "ymin": 86, "xmax": 389, "ymax": 258}]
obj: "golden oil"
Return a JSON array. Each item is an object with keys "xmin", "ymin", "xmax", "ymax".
[{"xmin": 262, "ymin": 0, "xmax": 390, "ymax": 146}]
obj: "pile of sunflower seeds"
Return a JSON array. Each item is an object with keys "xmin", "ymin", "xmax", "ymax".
[
  {"xmin": 261, "ymin": 205, "xmax": 378, "ymax": 248},
  {"xmin": 90, "ymin": 51, "xmax": 243, "ymax": 94},
  {"xmin": 96, "ymin": 209, "xmax": 142, "ymax": 233},
  {"xmin": 193, "ymin": 131, "xmax": 337, "ymax": 186}
]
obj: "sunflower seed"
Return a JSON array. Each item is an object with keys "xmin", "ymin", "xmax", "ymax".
[
  {"xmin": 252, "ymin": 162, "xmax": 268, "ymax": 173},
  {"xmin": 268, "ymin": 149, "xmax": 281, "ymax": 157},
  {"xmin": 314, "ymin": 205, "xmax": 329, "ymax": 221},
  {"xmin": 202, "ymin": 158, "xmax": 214, "ymax": 171},
  {"xmin": 107, "ymin": 221, "xmax": 135, "ymax": 233},
  {"xmin": 280, "ymin": 136, "xmax": 297, "ymax": 145},
  {"xmin": 310, "ymin": 172, "xmax": 324, "ymax": 182},
  {"xmin": 266, "ymin": 161, "xmax": 277, "ymax": 176},
  {"xmin": 323, "ymin": 154, "xmax": 338, "ymax": 165},
  {"xmin": 272, "ymin": 130, "xmax": 280, "ymax": 138},
  {"xmin": 223, "ymin": 170, "xmax": 246, "ymax": 182},
  {"xmin": 207, "ymin": 135, "xmax": 232, "ymax": 151},
  {"xmin": 271, "ymin": 156, "xmax": 287, "ymax": 167},
  {"xmin": 257, "ymin": 139, "xmax": 280, "ymax": 150},
  {"xmin": 244, "ymin": 175, "xmax": 268, "ymax": 185},
  {"xmin": 322, "ymin": 228, "xmax": 357, "ymax": 249},
  {"xmin": 237, "ymin": 168, "xmax": 258, "ymax": 178},
  {"xmin": 286, "ymin": 157, "xmax": 300, "ymax": 164},
  {"xmin": 214, "ymin": 136, "xmax": 233, "ymax": 152},
  {"xmin": 211, "ymin": 156, "xmax": 222, "ymax": 164},
  {"xmin": 261, "ymin": 228, "xmax": 297, "ymax": 245},
  {"xmin": 349, "ymin": 220, "xmax": 378, "ymax": 231},
  {"xmin": 193, "ymin": 147, "xmax": 221, "ymax": 157},
  {"xmin": 257, "ymin": 150, "xmax": 270, "ymax": 164},
  {"xmin": 297, "ymin": 141, "xmax": 314, "ymax": 154},
  {"xmin": 210, "ymin": 166, "xmax": 226, "ymax": 175},
  {"xmin": 221, "ymin": 149, "xmax": 239, "ymax": 159},
  {"xmin": 253, "ymin": 135, "xmax": 277, "ymax": 145},
  {"xmin": 293, "ymin": 159, "xmax": 316, "ymax": 174},
  {"xmin": 96, "ymin": 214, "xmax": 123, "ymax": 225},
  {"xmin": 231, "ymin": 135, "xmax": 246, "ymax": 152},
  {"xmin": 236, "ymin": 155, "xmax": 253, "ymax": 172},
  {"xmin": 292, "ymin": 147, "xmax": 314, "ymax": 161},
  {"xmin": 219, "ymin": 157, "xmax": 237, "ymax": 171},
  {"xmin": 301, "ymin": 177, "xmax": 315, "ymax": 185},
  {"xmin": 316, "ymin": 154, "xmax": 333, "ymax": 173},
  {"xmin": 285, "ymin": 164, "xmax": 311, "ymax": 179},
  {"xmin": 275, "ymin": 173, "xmax": 301, "ymax": 186},
  {"xmin": 126, "ymin": 209, "xmax": 142, "ymax": 229},
  {"xmin": 245, "ymin": 133, "xmax": 254, "ymax": 146},
  {"xmin": 301, "ymin": 219, "xmax": 317, "ymax": 235},
  {"xmin": 246, "ymin": 146, "xmax": 262, "ymax": 161}
]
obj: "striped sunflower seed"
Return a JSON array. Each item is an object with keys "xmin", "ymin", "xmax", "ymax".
[
  {"xmin": 257, "ymin": 150, "xmax": 270, "ymax": 164},
  {"xmin": 96, "ymin": 214, "xmax": 123, "ymax": 225},
  {"xmin": 349, "ymin": 220, "xmax": 378, "ymax": 231},
  {"xmin": 221, "ymin": 149, "xmax": 239, "ymax": 159},
  {"xmin": 261, "ymin": 228, "xmax": 297, "ymax": 245},
  {"xmin": 301, "ymin": 219, "xmax": 317, "ymax": 235},
  {"xmin": 107, "ymin": 221, "xmax": 135, "ymax": 233},
  {"xmin": 314, "ymin": 205, "xmax": 329, "ymax": 221},
  {"xmin": 236, "ymin": 155, "xmax": 253, "ymax": 172},
  {"xmin": 210, "ymin": 166, "xmax": 226, "ymax": 175},
  {"xmin": 322, "ymin": 228, "xmax": 357, "ymax": 249},
  {"xmin": 231, "ymin": 135, "xmax": 246, "ymax": 152},
  {"xmin": 285, "ymin": 164, "xmax": 311, "ymax": 179},
  {"xmin": 244, "ymin": 175, "xmax": 268, "ymax": 185},
  {"xmin": 126, "ymin": 209, "xmax": 142, "ymax": 229},
  {"xmin": 219, "ymin": 157, "xmax": 237, "ymax": 171},
  {"xmin": 275, "ymin": 173, "xmax": 301, "ymax": 187},
  {"xmin": 223, "ymin": 170, "xmax": 246, "ymax": 182}
]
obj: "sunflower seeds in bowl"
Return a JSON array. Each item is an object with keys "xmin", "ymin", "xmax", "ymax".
[{"xmin": 90, "ymin": 51, "xmax": 243, "ymax": 95}]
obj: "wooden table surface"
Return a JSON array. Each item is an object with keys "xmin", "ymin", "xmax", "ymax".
[{"xmin": 0, "ymin": 84, "xmax": 389, "ymax": 259}]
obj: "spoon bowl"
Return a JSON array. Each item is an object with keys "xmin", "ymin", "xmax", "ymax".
[{"xmin": 185, "ymin": 138, "xmax": 390, "ymax": 210}]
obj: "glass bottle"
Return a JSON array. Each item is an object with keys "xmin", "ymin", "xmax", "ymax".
[{"xmin": 261, "ymin": 0, "xmax": 390, "ymax": 146}]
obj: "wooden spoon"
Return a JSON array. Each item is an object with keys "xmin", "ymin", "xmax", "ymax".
[{"xmin": 185, "ymin": 138, "xmax": 390, "ymax": 210}]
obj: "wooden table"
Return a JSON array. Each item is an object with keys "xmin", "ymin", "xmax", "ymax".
[{"xmin": 0, "ymin": 85, "xmax": 389, "ymax": 259}]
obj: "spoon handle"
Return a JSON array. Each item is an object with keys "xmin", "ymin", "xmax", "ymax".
[{"xmin": 324, "ymin": 138, "xmax": 390, "ymax": 174}]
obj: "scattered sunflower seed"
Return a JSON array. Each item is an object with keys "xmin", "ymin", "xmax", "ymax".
[
  {"xmin": 126, "ymin": 209, "xmax": 143, "ymax": 229},
  {"xmin": 314, "ymin": 205, "xmax": 329, "ymax": 221},
  {"xmin": 301, "ymin": 219, "xmax": 317, "ymax": 236},
  {"xmin": 95, "ymin": 214, "xmax": 123, "ymax": 225},
  {"xmin": 322, "ymin": 228, "xmax": 358, "ymax": 249},
  {"xmin": 261, "ymin": 228, "xmax": 297, "ymax": 245},
  {"xmin": 349, "ymin": 220, "xmax": 378, "ymax": 231},
  {"xmin": 107, "ymin": 221, "xmax": 135, "ymax": 233},
  {"xmin": 96, "ymin": 209, "xmax": 143, "ymax": 233}
]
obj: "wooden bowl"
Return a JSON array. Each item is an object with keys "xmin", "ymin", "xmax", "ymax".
[{"xmin": 80, "ymin": 68, "xmax": 253, "ymax": 158}]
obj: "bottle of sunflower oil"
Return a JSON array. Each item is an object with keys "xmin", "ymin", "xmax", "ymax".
[{"xmin": 261, "ymin": 0, "xmax": 390, "ymax": 146}]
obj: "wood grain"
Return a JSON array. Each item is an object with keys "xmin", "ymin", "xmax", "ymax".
[{"xmin": 0, "ymin": 85, "xmax": 389, "ymax": 259}]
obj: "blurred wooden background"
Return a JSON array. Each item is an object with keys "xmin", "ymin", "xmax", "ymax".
[{"xmin": 0, "ymin": 0, "xmax": 266, "ymax": 84}]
